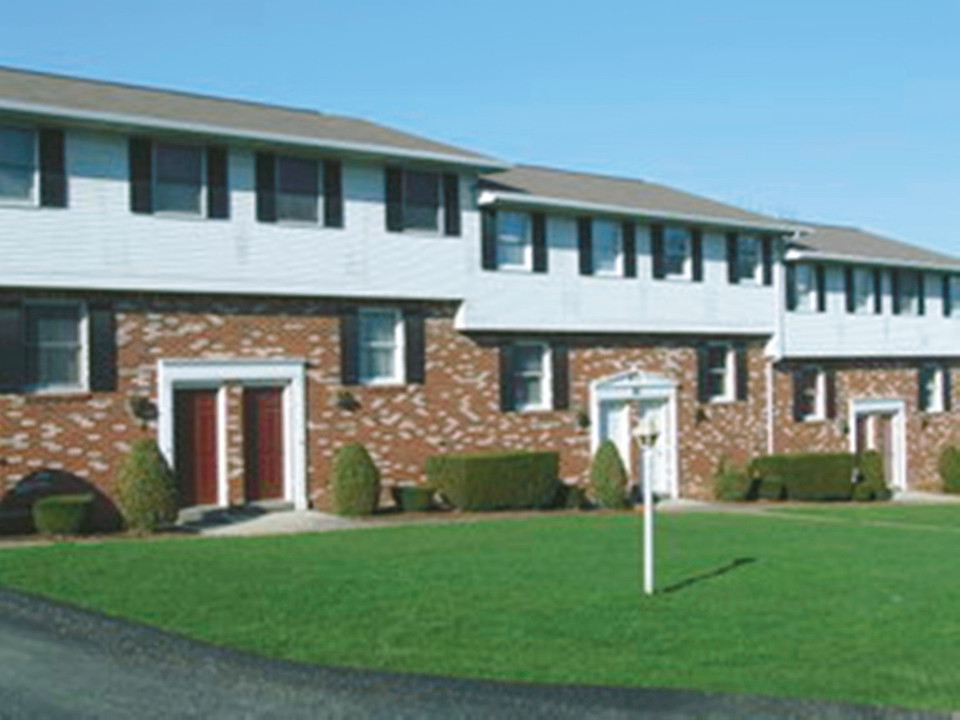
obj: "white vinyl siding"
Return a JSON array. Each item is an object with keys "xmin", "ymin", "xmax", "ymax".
[
  {"xmin": 0, "ymin": 125, "xmax": 36, "ymax": 204},
  {"xmin": 358, "ymin": 308, "xmax": 404, "ymax": 384}
]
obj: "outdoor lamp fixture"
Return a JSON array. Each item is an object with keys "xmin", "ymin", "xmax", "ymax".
[{"xmin": 634, "ymin": 412, "xmax": 660, "ymax": 596}]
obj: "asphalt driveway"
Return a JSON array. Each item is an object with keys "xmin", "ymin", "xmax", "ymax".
[{"xmin": 0, "ymin": 588, "xmax": 946, "ymax": 720}]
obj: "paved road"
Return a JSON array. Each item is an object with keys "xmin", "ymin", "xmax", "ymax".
[{"xmin": 0, "ymin": 589, "xmax": 946, "ymax": 720}]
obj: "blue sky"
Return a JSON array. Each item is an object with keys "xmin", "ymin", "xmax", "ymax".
[{"xmin": 3, "ymin": 1, "xmax": 958, "ymax": 256}]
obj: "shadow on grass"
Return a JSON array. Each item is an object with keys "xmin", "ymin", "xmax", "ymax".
[{"xmin": 660, "ymin": 557, "xmax": 757, "ymax": 594}]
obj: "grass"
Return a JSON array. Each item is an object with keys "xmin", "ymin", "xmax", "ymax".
[{"xmin": 1, "ymin": 508, "xmax": 959, "ymax": 711}]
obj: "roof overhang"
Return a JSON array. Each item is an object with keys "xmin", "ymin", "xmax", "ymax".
[
  {"xmin": 478, "ymin": 190, "xmax": 800, "ymax": 234},
  {"xmin": 0, "ymin": 97, "xmax": 511, "ymax": 172},
  {"xmin": 785, "ymin": 247, "xmax": 960, "ymax": 273}
]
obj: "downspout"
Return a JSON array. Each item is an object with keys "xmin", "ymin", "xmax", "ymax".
[{"xmin": 765, "ymin": 232, "xmax": 797, "ymax": 455}]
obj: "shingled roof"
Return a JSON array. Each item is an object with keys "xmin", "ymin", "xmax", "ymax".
[
  {"xmin": 0, "ymin": 66, "xmax": 505, "ymax": 169},
  {"xmin": 789, "ymin": 224, "xmax": 960, "ymax": 271}
]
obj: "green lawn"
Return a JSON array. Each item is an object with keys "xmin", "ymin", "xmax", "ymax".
[{"xmin": 1, "ymin": 508, "xmax": 959, "ymax": 711}]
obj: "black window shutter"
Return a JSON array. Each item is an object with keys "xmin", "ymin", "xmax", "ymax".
[
  {"xmin": 442, "ymin": 173, "xmax": 460, "ymax": 237},
  {"xmin": 0, "ymin": 303, "xmax": 24, "ymax": 390},
  {"xmin": 481, "ymin": 208, "xmax": 498, "ymax": 270},
  {"xmin": 255, "ymin": 152, "xmax": 276, "ymax": 223},
  {"xmin": 786, "ymin": 265, "xmax": 798, "ymax": 311},
  {"xmin": 577, "ymin": 217, "xmax": 593, "ymax": 276},
  {"xmin": 892, "ymin": 270, "xmax": 902, "ymax": 314},
  {"xmin": 696, "ymin": 346, "xmax": 710, "ymax": 404},
  {"xmin": 129, "ymin": 137, "xmax": 153, "ymax": 214},
  {"xmin": 323, "ymin": 160, "xmax": 344, "ymax": 228},
  {"xmin": 692, "ymin": 228, "xmax": 704, "ymax": 282},
  {"xmin": 735, "ymin": 342, "xmax": 749, "ymax": 402},
  {"xmin": 825, "ymin": 370, "xmax": 838, "ymax": 420},
  {"xmin": 88, "ymin": 302, "xmax": 117, "ymax": 392},
  {"xmin": 944, "ymin": 369, "xmax": 953, "ymax": 412},
  {"xmin": 761, "ymin": 236, "xmax": 774, "ymax": 286},
  {"xmin": 792, "ymin": 370, "xmax": 805, "ymax": 422},
  {"xmin": 339, "ymin": 309, "xmax": 359, "ymax": 386},
  {"xmin": 918, "ymin": 368, "xmax": 930, "ymax": 412},
  {"xmin": 499, "ymin": 344, "xmax": 515, "ymax": 412},
  {"xmin": 532, "ymin": 213, "xmax": 548, "ymax": 273},
  {"xmin": 385, "ymin": 166, "xmax": 403, "ymax": 232},
  {"xmin": 651, "ymin": 224, "xmax": 666, "ymax": 279},
  {"xmin": 845, "ymin": 267, "xmax": 855, "ymax": 314},
  {"xmin": 551, "ymin": 343, "xmax": 570, "ymax": 410},
  {"xmin": 206, "ymin": 146, "xmax": 229, "ymax": 219},
  {"xmin": 943, "ymin": 276, "xmax": 952, "ymax": 317},
  {"xmin": 816, "ymin": 264, "xmax": 827, "ymax": 312},
  {"xmin": 403, "ymin": 310, "xmax": 426, "ymax": 384},
  {"xmin": 39, "ymin": 129, "xmax": 67, "ymax": 208},
  {"xmin": 918, "ymin": 273, "xmax": 926, "ymax": 316},
  {"xmin": 726, "ymin": 232, "xmax": 739, "ymax": 284},
  {"xmin": 874, "ymin": 269, "xmax": 884, "ymax": 314},
  {"xmin": 622, "ymin": 221, "xmax": 636, "ymax": 278}
]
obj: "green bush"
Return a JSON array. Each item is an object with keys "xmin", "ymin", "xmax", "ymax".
[
  {"xmin": 555, "ymin": 483, "xmax": 590, "ymax": 510},
  {"xmin": 757, "ymin": 477, "xmax": 786, "ymax": 501},
  {"xmin": 425, "ymin": 450, "xmax": 559, "ymax": 511},
  {"xmin": 391, "ymin": 484, "xmax": 434, "ymax": 512},
  {"xmin": 750, "ymin": 453, "xmax": 855, "ymax": 502},
  {"xmin": 589, "ymin": 441, "xmax": 629, "ymax": 509},
  {"xmin": 332, "ymin": 444, "xmax": 381, "ymax": 516},
  {"xmin": 32, "ymin": 493, "xmax": 94, "ymax": 535},
  {"xmin": 714, "ymin": 456, "xmax": 756, "ymax": 502},
  {"xmin": 116, "ymin": 439, "xmax": 179, "ymax": 532},
  {"xmin": 939, "ymin": 447, "xmax": 960, "ymax": 495},
  {"xmin": 853, "ymin": 451, "xmax": 890, "ymax": 502}
]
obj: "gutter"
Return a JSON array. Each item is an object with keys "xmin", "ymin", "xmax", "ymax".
[
  {"xmin": 0, "ymin": 98, "xmax": 512, "ymax": 172},
  {"xmin": 478, "ymin": 190, "xmax": 803, "ymax": 234},
  {"xmin": 785, "ymin": 247, "xmax": 960, "ymax": 273}
]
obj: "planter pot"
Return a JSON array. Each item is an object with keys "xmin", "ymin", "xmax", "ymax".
[
  {"xmin": 32, "ymin": 493, "xmax": 94, "ymax": 535},
  {"xmin": 391, "ymin": 485, "xmax": 435, "ymax": 512}
]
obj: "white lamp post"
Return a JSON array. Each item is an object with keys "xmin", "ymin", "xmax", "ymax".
[{"xmin": 635, "ymin": 411, "xmax": 660, "ymax": 596}]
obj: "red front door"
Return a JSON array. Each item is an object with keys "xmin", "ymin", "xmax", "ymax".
[
  {"xmin": 243, "ymin": 387, "xmax": 285, "ymax": 501},
  {"xmin": 174, "ymin": 389, "xmax": 219, "ymax": 507}
]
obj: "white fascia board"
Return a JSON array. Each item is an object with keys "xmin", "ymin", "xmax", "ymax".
[
  {"xmin": 455, "ymin": 316, "xmax": 774, "ymax": 337},
  {"xmin": 0, "ymin": 98, "xmax": 511, "ymax": 172},
  {"xmin": 478, "ymin": 190, "xmax": 799, "ymax": 234},
  {"xmin": 785, "ymin": 248, "xmax": 960, "ymax": 273}
]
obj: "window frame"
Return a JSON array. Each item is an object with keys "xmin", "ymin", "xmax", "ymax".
[
  {"xmin": 591, "ymin": 218, "xmax": 623, "ymax": 277},
  {"xmin": 736, "ymin": 235, "xmax": 763, "ymax": 284},
  {"xmin": 357, "ymin": 308, "xmax": 405, "ymax": 386},
  {"xmin": 852, "ymin": 267, "xmax": 875, "ymax": 314},
  {"xmin": 795, "ymin": 366, "xmax": 826, "ymax": 422},
  {"xmin": 399, "ymin": 168, "xmax": 441, "ymax": 234},
  {"xmin": 793, "ymin": 263, "xmax": 819, "ymax": 313},
  {"xmin": 703, "ymin": 343, "xmax": 736, "ymax": 403},
  {"xmin": 662, "ymin": 226, "xmax": 693, "ymax": 280},
  {"xmin": 0, "ymin": 123, "xmax": 39, "ymax": 207},
  {"xmin": 949, "ymin": 276, "xmax": 960, "ymax": 318},
  {"xmin": 899, "ymin": 270, "xmax": 923, "ymax": 316},
  {"xmin": 151, "ymin": 140, "xmax": 206, "ymax": 217},
  {"xmin": 919, "ymin": 365, "xmax": 946, "ymax": 414},
  {"xmin": 23, "ymin": 299, "xmax": 89, "ymax": 393},
  {"xmin": 496, "ymin": 210, "xmax": 533, "ymax": 271},
  {"xmin": 510, "ymin": 341, "xmax": 552, "ymax": 413},
  {"xmin": 274, "ymin": 154, "xmax": 321, "ymax": 225}
]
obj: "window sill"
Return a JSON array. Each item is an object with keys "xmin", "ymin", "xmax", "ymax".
[
  {"xmin": 357, "ymin": 379, "xmax": 407, "ymax": 389},
  {"xmin": 152, "ymin": 211, "xmax": 208, "ymax": 222},
  {"xmin": 495, "ymin": 265, "xmax": 534, "ymax": 274},
  {"xmin": 0, "ymin": 198, "xmax": 40, "ymax": 210},
  {"xmin": 23, "ymin": 389, "xmax": 94, "ymax": 403}
]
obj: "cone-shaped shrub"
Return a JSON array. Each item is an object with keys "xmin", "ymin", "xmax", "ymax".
[
  {"xmin": 332, "ymin": 443, "xmax": 381, "ymax": 516},
  {"xmin": 589, "ymin": 440, "xmax": 629, "ymax": 509},
  {"xmin": 940, "ymin": 447, "xmax": 960, "ymax": 494},
  {"xmin": 115, "ymin": 439, "xmax": 178, "ymax": 532}
]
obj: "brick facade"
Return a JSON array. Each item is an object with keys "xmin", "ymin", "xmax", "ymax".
[{"xmin": 1, "ymin": 290, "xmax": 775, "ymax": 508}]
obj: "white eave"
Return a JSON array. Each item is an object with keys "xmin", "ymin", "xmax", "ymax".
[
  {"xmin": 785, "ymin": 248, "xmax": 960, "ymax": 273},
  {"xmin": 0, "ymin": 98, "xmax": 511, "ymax": 172},
  {"xmin": 478, "ymin": 190, "xmax": 801, "ymax": 234}
]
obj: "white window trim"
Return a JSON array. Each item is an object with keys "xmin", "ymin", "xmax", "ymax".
[
  {"xmin": 512, "ymin": 341, "xmax": 552, "ymax": 413},
  {"xmin": 0, "ymin": 124, "xmax": 39, "ymax": 208},
  {"xmin": 496, "ymin": 210, "xmax": 533, "ymax": 272},
  {"xmin": 737, "ymin": 235, "xmax": 763, "ymax": 285},
  {"xmin": 662, "ymin": 227, "xmax": 693, "ymax": 281},
  {"xmin": 274, "ymin": 154, "xmax": 322, "ymax": 226},
  {"xmin": 398, "ymin": 168, "xmax": 442, "ymax": 236},
  {"xmin": 704, "ymin": 343, "xmax": 736, "ymax": 404},
  {"xmin": 151, "ymin": 141, "xmax": 207, "ymax": 218},
  {"xmin": 796, "ymin": 366, "xmax": 827, "ymax": 422},
  {"xmin": 358, "ymin": 308, "xmax": 405, "ymax": 386},
  {"xmin": 23, "ymin": 299, "xmax": 89, "ymax": 394},
  {"xmin": 592, "ymin": 218, "xmax": 623, "ymax": 277},
  {"xmin": 919, "ymin": 365, "xmax": 946, "ymax": 414}
]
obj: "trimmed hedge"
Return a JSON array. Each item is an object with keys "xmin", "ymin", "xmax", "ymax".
[
  {"xmin": 425, "ymin": 450, "xmax": 559, "ymax": 511},
  {"xmin": 32, "ymin": 493, "xmax": 93, "ymax": 535},
  {"xmin": 749, "ymin": 452, "xmax": 890, "ymax": 502},
  {"xmin": 332, "ymin": 444, "xmax": 381, "ymax": 516},
  {"xmin": 940, "ymin": 447, "xmax": 960, "ymax": 495},
  {"xmin": 115, "ymin": 439, "xmax": 179, "ymax": 532},
  {"xmin": 589, "ymin": 440, "xmax": 629, "ymax": 509},
  {"xmin": 714, "ymin": 456, "xmax": 756, "ymax": 502},
  {"xmin": 854, "ymin": 451, "xmax": 892, "ymax": 502}
]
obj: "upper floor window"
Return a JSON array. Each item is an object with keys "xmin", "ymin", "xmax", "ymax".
[
  {"xmin": 946, "ymin": 276, "xmax": 960, "ymax": 318},
  {"xmin": 894, "ymin": 269, "xmax": 924, "ymax": 316},
  {"xmin": 154, "ymin": 142, "xmax": 203, "ymax": 215},
  {"xmin": 497, "ymin": 211, "xmax": 531, "ymax": 270},
  {"xmin": 852, "ymin": 267, "xmax": 876, "ymax": 314},
  {"xmin": 918, "ymin": 365, "xmax": 948, "ymax": 413},
  {"xmin": 735, "ymin": 235, "xmax": 762, "ymax": 283},
  {"xmin": 25, "ymin": 302, "xmax": 86, "ymax": 391},
  {"xmin": 793, "ymin": 366, "xmax": 826, "ymax": 421},
  {"xmin": 276, "ymin": 156, "xmax": 319, "ymax": 223},
  {"xmin": 132, "ymin": 138, "xmax": 228, "ymax": 219},
  {"xmin": 663, "ymin": 227, "xmax": 692, "ymax": 278},
  {"xmin": 0, "ymin": 125, "xmax": 35, "ymax": 203},
  {"xmin": 385, "ymin": 167, "xmax": 460, "ymax": 236},
  {"xmin": 255, "ymin": 151, "xmax": 341, "ymax": 227},
  {"xmin": 788, "ymin": 263, "xmax": 823, "ymax": 313},
  {"xmin": 592, "ymin": 219, "xmax": 623, "ymax": 275},
  {"xmin": 358, "ymin": 308, "xmax": 404, "ymax": 385}
]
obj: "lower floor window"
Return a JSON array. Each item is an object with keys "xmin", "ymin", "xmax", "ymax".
[
  {"xmin": 25, "ymin": 303, "xmax": 85, "ymax": 390},
  {"xmin": 793, "ymin": 367, "xmax": 825, "ymax": 421},
  {"xmin": 358, "ymin": 308, "xmax": 403, "ymax": 384},
  {"xmin": 919, "ymin": 365, "xmax": 947, "ymax": 413},
  {"xmin": 510, "ymin": 342, "xmax": 550, "ymax": 411},
  {"xmin": 704, "ymin": 344, "xmax": 733, "ymax": 401}
]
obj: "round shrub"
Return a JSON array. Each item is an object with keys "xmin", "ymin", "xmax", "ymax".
[
  {"xmin": 32, "ymin": 493, "xmax": 94, "ymax": 535},
  {"xmin": 589, "ymin": 440, "xmax": 629, "ymax": 509},
  {"xmin": 332, "ymin": 443, "xmax": 381, "ymax": 516},
  {"xmin": 939, "ymin": 447, "xmax": 960, "ymax": 494},
  {"xmin": 115, "ymin": 439, "xmax": 179, "ymax": 532}
]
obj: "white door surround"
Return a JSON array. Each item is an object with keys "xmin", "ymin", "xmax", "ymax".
[
  {"xmin": 590, "ymin": 370, "xmax": 679, "ymax": 499},
  {"xmin": 157, "ymin": 358, "xmax": 308, "ymax": 510},
  {"xmin": 848, "ymin": 397, "xmax": 907, "ymax": 491}
]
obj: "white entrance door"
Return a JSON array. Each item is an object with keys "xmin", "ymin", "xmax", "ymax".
[
  {"xmin": 636, "ymin": 399, "xmax": 671, "ymax": 496},
  {"xmin": 849, "ymin": 398, "xmax": 907, "ymax": 491},
  {"xmin": 598, "ymin": 400, "xmax": 632, "ymax": 477}
]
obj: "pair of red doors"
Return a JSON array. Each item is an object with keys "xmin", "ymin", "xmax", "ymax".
[{"xmin": 173, "ymin": 387, "xmax": 284, "ymax": 507}]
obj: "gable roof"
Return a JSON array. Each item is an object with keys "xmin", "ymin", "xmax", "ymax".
[
  {"xmin": 788, "ymin": 224, "xmax": 960, "ymax": 272},
  {"xmin": 479, "ymin": 164, "xmax": 796, "ymax": 232},
  {"xmin": 0, "ymin": 66, "xmax": 507, "ymax": 170}
]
